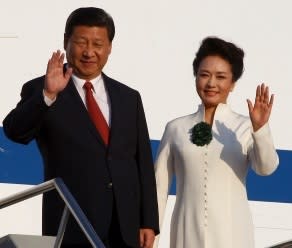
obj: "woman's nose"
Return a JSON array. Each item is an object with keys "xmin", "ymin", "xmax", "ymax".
[{"xmin": 207, "ymin": 77, "xmax": 216, "ymax": 86}]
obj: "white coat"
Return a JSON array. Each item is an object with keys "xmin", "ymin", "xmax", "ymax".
[{"xmin": 155, "ymin": 103, "xmax": 279, "ymax": 248}]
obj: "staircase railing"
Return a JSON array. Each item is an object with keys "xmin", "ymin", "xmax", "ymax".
[{"xmin": 0, "ymin": 177, "xmax": 105, "ymax": 248}]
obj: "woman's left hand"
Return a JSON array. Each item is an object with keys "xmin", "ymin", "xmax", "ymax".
[{"xmin": 247, "ymin": 83, "xmax": 274, "ymax": 132}]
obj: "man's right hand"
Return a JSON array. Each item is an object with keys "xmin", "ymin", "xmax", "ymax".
[{"xmin": 44, "ymin": 50, "xmax": 73, "ymax": 100}]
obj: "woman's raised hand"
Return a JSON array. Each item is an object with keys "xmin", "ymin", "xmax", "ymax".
[{"xmin": 247, "ymin": 83, "xmax": 274, "ymax": 132}]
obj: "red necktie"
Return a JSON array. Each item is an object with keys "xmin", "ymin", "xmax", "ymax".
[{"xmin": 83, "ymin": 81, "xmax": 109, "ymax": 145}]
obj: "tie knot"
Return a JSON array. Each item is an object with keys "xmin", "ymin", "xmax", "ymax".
[{"xmin": 83, "ymin": 81, "xmax": 93, "ymax": 90}]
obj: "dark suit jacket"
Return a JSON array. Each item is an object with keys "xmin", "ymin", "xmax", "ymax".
[{"xmin": 3, "ymin": 71, "xmax": 159, "ymax": 247}]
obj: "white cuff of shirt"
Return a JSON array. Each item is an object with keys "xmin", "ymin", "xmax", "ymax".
[{"xmin": 43, "ymin": 89, "xmax": 56, "ymax": 106}]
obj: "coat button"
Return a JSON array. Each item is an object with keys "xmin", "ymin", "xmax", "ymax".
[{"xmin": 107, "ymin": 182, "xmax": 113, "ymax": 189}]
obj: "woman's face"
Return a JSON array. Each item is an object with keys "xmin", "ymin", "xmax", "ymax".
[{"xmin": 196, "ymin": 55, "xmax": 235, "ymax": 108}]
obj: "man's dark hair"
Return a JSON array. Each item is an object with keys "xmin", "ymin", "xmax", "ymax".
[
  {"xmin": 65, "ymin": 7, "xmax": 115, "ymax": 42},
  {"xmin": 192, "ymin": 36, "xmax": 244, "ymax": 82}
]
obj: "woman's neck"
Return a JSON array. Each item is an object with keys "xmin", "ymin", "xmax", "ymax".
[{"xmin": 204, "ymin": 105, "xmax": 217, "ymax": 125}]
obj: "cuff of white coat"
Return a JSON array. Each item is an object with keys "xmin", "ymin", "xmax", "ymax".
[
  {"xmin": 252, "ymin": 122, "xmax": 270, "ymax": 138},
  {"xmin": 252, "ymin": 122, "xmax": 279, "ymax": 175}
]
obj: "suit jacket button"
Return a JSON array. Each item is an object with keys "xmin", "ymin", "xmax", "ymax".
[{"xmin": 107, "ymin": 182, "xmax": 113, "ymax": 189}]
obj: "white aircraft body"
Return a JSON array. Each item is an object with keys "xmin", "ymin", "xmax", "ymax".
[{"xmin": 1, "ymin": 1, "xmax": 292, "ymax": 247}]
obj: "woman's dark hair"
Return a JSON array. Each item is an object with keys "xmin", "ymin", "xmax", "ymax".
[
  {"xmin": 64, "ymin": 7, "xmax": 115, "ymax": 42},
  {"xmin": 192, "ymin": 36, "xmax": 244, "ymax": 82}
]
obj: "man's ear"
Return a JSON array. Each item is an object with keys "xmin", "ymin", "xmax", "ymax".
[{"xmin": 108, "ymin": 42, "xmax": 112, "ymax": 55}]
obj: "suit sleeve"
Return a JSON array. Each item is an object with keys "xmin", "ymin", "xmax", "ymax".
[
  {"xmin": 135, "ymin": 92, "xmax": 160, "ymax": 234},
  {"xmin": 2, "ymin": 79, "xmax": 49, "ymax": 144}
]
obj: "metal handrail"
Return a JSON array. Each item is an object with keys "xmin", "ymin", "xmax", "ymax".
[
  {"xmin": 0, "ymin": 177, "xmax": 105, "ymax": 248},
  {"xmin": 267, "ymin": 240, "xmax": 292, "ymax": 248}
]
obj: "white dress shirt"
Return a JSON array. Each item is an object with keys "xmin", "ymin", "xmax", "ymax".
[
  {"xmin": 44, "ymin": 74, "xmax": 111, "ymax": 126},
  {"xmin": 72, "ymin": 74, "xmax": 111, "ymax": 126}
]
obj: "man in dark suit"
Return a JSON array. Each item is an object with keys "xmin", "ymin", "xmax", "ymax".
[{"xmin": 3, "ymin": 7, "xmax": 159, "ymax": 248}]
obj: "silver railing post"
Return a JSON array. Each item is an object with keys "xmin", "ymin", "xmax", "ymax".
[{"xmin": 54, "ymin": 206, "xmax": 70, "ymax": 248}]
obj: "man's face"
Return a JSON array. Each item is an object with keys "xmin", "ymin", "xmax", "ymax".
[{"xmin": 64, "ymin": 25, "xmax": 112, "ymax": 80}]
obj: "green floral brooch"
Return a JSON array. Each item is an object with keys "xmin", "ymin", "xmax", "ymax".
[{"xmin": 190, "ymin": 121, "xmax": 212, "ymax": 146}]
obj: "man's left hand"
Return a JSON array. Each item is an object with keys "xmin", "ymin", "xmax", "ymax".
[{"xmin": 139, "ymin": 228, "xmax": 155, "ymax": 248}]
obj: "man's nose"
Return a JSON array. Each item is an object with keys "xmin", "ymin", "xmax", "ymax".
[{"xmin": 83, "ymin": 44, "xmax": 95, "ymax": 57}]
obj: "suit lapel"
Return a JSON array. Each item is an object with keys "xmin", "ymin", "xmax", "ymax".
[
  {"xmin": 103, "ymin": 73, "xmax": 121, "ymax": 147},
  {"xmin": 63, "ymin": 79, "xmax": 106, "ymax": 147}
]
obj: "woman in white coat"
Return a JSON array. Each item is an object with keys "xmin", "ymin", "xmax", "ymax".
[{"xmin": 154, "ymin": 37, "xmax": 279, "ymax": 248}]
